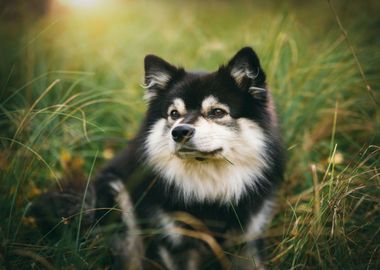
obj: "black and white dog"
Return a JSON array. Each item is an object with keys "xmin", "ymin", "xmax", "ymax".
[{"xmin": 30, "ymin": 47, "xmax": 284, "ymax": 269}]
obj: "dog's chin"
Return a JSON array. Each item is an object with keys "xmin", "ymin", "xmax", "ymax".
[{"xmin": 175, "ymin": 147, "xmax": 223, "ymax": 162}]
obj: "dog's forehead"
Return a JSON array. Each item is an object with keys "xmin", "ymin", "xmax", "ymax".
[{"xmin": 167, "ymin": 72, "xmax": 241, "ymax": 110}]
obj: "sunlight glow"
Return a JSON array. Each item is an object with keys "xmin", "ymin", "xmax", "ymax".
[{"xmin": 58, "ymin": 0, "xmax": 105, "ymax": 10}]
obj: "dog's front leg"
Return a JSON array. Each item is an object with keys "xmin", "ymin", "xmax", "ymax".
[{"xmin": 95, "ymin": 174, "xmax": 143, "ymax": 270}]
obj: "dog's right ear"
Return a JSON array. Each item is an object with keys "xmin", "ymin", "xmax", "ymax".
[{"xmin": 144, "ymin": 55, "xmax": 179, "ymax": 101}]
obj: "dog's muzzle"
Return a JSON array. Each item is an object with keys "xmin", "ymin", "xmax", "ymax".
[{"xmin": 172, "ymin": 124, "xmax": 223, "ymax": 161}]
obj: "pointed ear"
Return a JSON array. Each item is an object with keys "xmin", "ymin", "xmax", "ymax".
[
  {"xmin": 144, "ymin": 54, "xmax": 179, "ymax": 101},
  {"xmin": 226, "ymin": 47, "xmax": 267, "ymax": 99}
]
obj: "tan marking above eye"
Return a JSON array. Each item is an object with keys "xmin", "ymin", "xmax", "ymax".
[
  {"xmin": 167, "ymin": 98, "xmax": 187, "ymax": 118},
  {"xmin": 201, "ymin": 95, "xmax": 230, "ymax": 117}
]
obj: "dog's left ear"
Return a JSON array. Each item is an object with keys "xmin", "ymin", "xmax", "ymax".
[
  {"xmin": 144, "ymin": 54, "xmax": 179, "ymax": 101},
  {"xmin": 226, "ymin": 47, "xmax": 266, "ymax": 99}
]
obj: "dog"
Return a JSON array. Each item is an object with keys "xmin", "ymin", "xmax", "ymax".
[{"xmin": 29, "ymin": 47, "xmax": 284, "ymax": 269}]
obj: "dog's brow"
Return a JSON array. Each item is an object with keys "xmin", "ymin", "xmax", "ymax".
[
  {"xmin": 201, "ymin": 95, "xmax": 230, "ymax": 114},
  {"xmin": 168, "ymin": 98, "xmax": 186, "ymax": 115}
]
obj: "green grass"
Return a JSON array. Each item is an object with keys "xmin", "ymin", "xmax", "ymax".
[{"xmin": 1, "ymin": 0, "xmax": 379, "ymax": 269}]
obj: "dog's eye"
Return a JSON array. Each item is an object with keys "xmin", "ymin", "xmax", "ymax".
[
  {"xmin": 209, "ymin": 108, "xmax": 227, "ymax": 118},
  {"xmin": 169, "ymin": 110, "xmax": 180, "ymax": 120}
]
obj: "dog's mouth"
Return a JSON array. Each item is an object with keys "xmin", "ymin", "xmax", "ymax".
[{"xmin": 175, "ymin": 147, "xmax": 223, "ymax": 161}]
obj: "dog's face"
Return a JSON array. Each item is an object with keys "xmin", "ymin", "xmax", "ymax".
[{"xmin": 143, "ymin": 47, "xmax": 275, "ymax": 203}]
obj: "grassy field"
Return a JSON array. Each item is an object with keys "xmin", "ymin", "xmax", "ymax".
[{"xmin": 1, "ymin": 0, "xmax": 379, "ymax": 269}]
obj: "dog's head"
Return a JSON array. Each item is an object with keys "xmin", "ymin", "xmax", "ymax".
[{"xmin": 142, "ymin": 47, "xmax": 277, "ymax": 203}]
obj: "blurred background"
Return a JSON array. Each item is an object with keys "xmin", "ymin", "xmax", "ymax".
[{"xmin": 0, "ymin": 0, "xmax": 379, "ymax": 269}]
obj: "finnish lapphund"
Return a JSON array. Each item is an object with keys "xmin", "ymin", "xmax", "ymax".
[{"xmin": 29, "ymin": 47, "xmax": 285, "ymax": 269}]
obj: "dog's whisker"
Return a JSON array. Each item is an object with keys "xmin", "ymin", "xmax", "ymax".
[{"xmin": 221, "ymin": 155, "xmax": 235, "ymax": 165}]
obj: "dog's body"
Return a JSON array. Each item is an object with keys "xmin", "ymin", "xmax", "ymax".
[{"xmin": 30, "ymin": 47, "xmax": 284, "ymax": 269}]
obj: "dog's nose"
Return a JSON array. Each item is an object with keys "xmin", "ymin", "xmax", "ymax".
[{"xmin": 171, "ymin": 125, "xmax": 195, "ymax": 143}]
